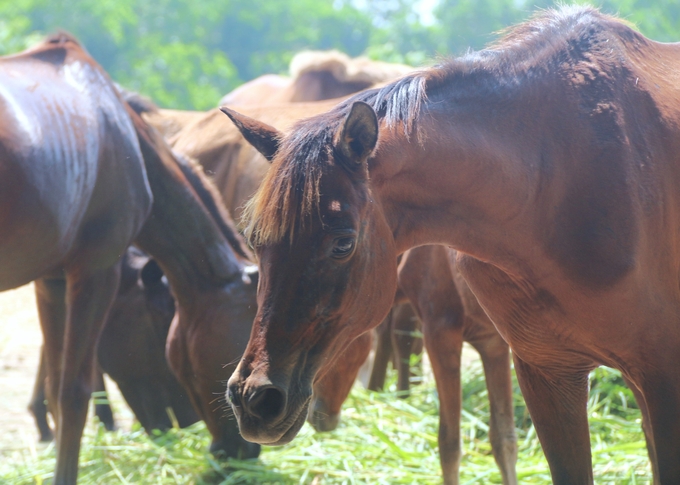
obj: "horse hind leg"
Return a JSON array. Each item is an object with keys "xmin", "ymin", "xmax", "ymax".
[
  {"xmin": 513, "ymin": 355, "xmax": 593, "ymax": 484},
  {"xmin": 45, "ymin": 264, "xmax": 122, "ymax": 485},
  {"xmin": 470, "ymin": 334, "xmax": 518, "ymax": 485},
  {"xmin": 28, "ymin": 346, "xmax": 53, "ymax": 442}
]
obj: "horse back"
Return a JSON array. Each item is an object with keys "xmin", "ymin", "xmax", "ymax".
[{"xmin": 0, "ymin": 36, "xmax": 151, "ymax": 288}]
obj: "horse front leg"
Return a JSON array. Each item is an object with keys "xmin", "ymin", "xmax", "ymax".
[
  {"xmin": 51, "ymin": 264, "xmax": 121, "ymax": 485},
  {"xmin": 637, "ymin": 371, "xmax": 680, "ymax": 483},
  {"xmin": 622, "ymin": 376, "xmax": 659, "ymax": 484},
  {"xmin": 513, "ymin": 354, "xmax": 593, "ymax": 484},
  {"xmin": 471, "ymin": 334, "xmax": 517, "ymax": 485},
  {"xmin": 35, "ymin": 277, "xmax": 67, "ymax": 443}
]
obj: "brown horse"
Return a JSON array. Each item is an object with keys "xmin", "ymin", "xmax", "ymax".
[
  {"xmin": 0, "ymin": 35, "xmax": 153, "ymax": 484},
  {"xmin": 218, "ymin": 50, "xmax": 413, "ymax": 107},
  {"xmin": 128, "ymin": 112, "xmax": 262, "ymax": 461},
  {"xmin": 28, "ymin": 247, "xmax": 199, "ymax": 440},
  {"xmin": 224, "ymin": 6, "xmax": 680, "ymax": 484},
  {"xmin": 0, "ymin": 32, "xmax": 269, "ymax": 482}
]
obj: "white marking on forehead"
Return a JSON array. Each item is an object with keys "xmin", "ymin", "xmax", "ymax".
[{"xmin": 330, "ymin": 200, "xmax": 341, "ymax": 212}]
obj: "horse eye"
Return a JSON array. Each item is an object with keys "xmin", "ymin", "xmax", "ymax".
[{"xmin": 332, "ymin": 237, "xmax": 355, "ymax": 258}]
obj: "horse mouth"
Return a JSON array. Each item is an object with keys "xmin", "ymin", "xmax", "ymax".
[{"xmin": 239, "ymin": 396, "xmax": 311, "ymax": 446}]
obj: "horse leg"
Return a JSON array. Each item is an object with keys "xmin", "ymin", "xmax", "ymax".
[
  {"xmin": 92, "ymin": 369, "xmax": 115, "ymax": 431},
  {"xmin": 367, "ymin": 310, "xmax": 393, "ymax": 391},
  {"xmin": 28, "ymin": 346, "xmax": 53, "ymax": 442},
  {"xmin": 34, "ymin": 277, "xmax": 67, "ymax": 440},
  {"xmin": 422, "ymin": 314, "xmax": 464, "ymax": 485},
  {"xmin": 513, "ymin": 354, "xmax": 592, "ymax": 484},
  {"xmin": 637, "ymin": 372, "xmax": 680, "ymax": 483},
  {"xmin": 391, "ymin": 302, "xmax": 418, "ymax": 395},
  {"xmin": 48, "ymin": 265, "xmax": 121, "ymax": 485},
  {"xmin": 620, "ymin": 376, "xmax": 659, "ymax": 484},
  {"xmin": 471, "ymin": 335, "xmax": 517, "ymax": 485}
]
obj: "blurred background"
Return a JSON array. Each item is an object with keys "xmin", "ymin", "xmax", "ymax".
[{"xmin": 1, "ymin": 0, "xmax": 678, "ymax": 111}]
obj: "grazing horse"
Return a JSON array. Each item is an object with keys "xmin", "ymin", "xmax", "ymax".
[
  {"xmin": 127, "ymin": 110, "xmax": 262, "ymax": 461},
  {"xmin": 28, "ymin": 247, "xmax": 199, "ymax": 440},
  {"xmin": 224, "ymin": 6, "xmax": 680, "ymax": 484},
  {"xmin": 0, "ymin": 35, "xmax": 152, "ymax": 484}
]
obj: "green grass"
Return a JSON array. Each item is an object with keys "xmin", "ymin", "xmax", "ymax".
[{"xmin": 0, "ymin": 361, "xmax": 651, "ymax": 484}]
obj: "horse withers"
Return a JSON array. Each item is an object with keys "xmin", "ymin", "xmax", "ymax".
[{"xmin": 225, "ymin": 6, "xmax": 680, "ymax": 484}]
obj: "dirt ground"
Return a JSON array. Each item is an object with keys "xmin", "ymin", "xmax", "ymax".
[{"xmin": 0, "ymin": 283, "xmax": 133, "ymax": 461}]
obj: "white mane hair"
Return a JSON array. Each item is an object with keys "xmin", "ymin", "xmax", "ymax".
[{"xmin": 289, "ymin": 50, "xmax": 414, "ymax": 84}]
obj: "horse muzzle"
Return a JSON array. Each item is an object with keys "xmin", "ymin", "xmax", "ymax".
[{"xmin": 227, "ymin": 373, "xmax": 311, "ymax": 445}]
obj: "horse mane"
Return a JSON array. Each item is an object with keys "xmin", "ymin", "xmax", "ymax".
[
  {"xmin": 172, "ymin": 153, "xmax": 254, "ymax": 261},
  {"xmin": 243, "ymin": 5, "xmax": 637, "ymax": 247},
  {"xmin": 290, "ymin": 50, "xmax": 414, "ymax": 85},
  {"xmin": 126, "ymin": 102, "xmax": 253, "ymax": 262}
]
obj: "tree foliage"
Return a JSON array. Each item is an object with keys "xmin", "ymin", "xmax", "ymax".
[{"xmin": 1, "ymin": 0, "xmax": 679, "ymax": 109}]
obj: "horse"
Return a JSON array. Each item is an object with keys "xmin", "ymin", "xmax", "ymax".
[
  {"xmin": 0, "ymin": 32, "xmax": 269, "ymax": 482},
  {"xmin": 223, "ymin": 6, "xmax": 680, "ymax": 484},
  {"xmin": 0, "ymin": 34, "xmax": 152, "ymax": 484},
  {"xmin": 218, "ymin": 50, "xmax": 413, "ymax": 107},
  {"xmin": 126, "ymin": 108, "xmax": 262, "ymax": 461},
  {"xmin": 28, "ymin": 247, "xmax": 199, "ymax": 441}
]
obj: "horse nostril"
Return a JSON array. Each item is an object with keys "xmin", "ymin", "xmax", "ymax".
[
  {"xmin": 227, "ymin": 385, "xmax": 241, "ymax": 408},
  {"xmin": 247, "ymin": 386, "xmax": 286, "ymax": 422}
]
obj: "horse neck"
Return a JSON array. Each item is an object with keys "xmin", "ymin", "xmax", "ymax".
[
  {"xmin": 373, "ymin": 87, "xmax": 544, "ymax": 274},
  {"xmin": 132, "ymin": 115, "xmax": 245, "ymax": 300}
]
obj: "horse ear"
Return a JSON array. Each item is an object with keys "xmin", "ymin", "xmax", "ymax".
[
  {"xmin": 220, "ymin": 107, "xmax": 281, "ymax": 163},
  {"xmin": 336, "ymin": 101, "xmax": 378, "ymax": 167}
]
